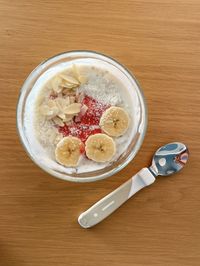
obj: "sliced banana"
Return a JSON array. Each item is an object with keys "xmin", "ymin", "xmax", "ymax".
[
  {"xmin": 85, "ymin": 133, "xmax": 116, "ymax": 163},
  {"xmin": 100, "ymin": 107, "xmax": 129, "ymax": 137},
  {"xmin": 55, "ymin": 136, "xmax": 83, "ymax": 167}
]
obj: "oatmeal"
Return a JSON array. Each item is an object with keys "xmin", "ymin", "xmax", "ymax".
[{"xmin": 24, "ymin": 60, "xmax": 139, "ymax": 174}]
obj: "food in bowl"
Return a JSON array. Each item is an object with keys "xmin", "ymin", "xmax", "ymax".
[
  {"xmin": 31, "ymin": 62, "xmax": 135, "ymax": 172},
  {"xmin": 17, "ymin": 51, "xmax": 147, "ymax": 182}
]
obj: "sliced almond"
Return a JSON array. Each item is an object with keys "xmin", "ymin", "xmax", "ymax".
[
  {"xmin": 40, "ymin": 104, "xmax": 59, "ymax": 119},
  {"xmin": 62, "ymin": 97, "xmax": 70, "ymax": 106},
  {"xmin": 64, "ymin": 96, "xmax": 71, "ymax": 106},
  {"xmin": 78, "ymin": 75, "xmax": 87, "ymax": 84},
  {"xmin": 62, "ymin": 98, "xmax": 71, "ymax": 108},
  {"xmin": 63, "ymin": 88, "xmax": 70, "ymax": 95},
  {"xmin": 55, "ymin": 97, "xmax": 70, "ymax": 111},
  {"xmin": 74, "ymin": 104, "xmax": 88, "ymax": 123},
  {"xmin": 60, "ymin": 73, "xmax": 80, "ymax": 85},
  {"xmin": 80, "ymin": 104, "xmax": 88, "ymax": 116},
  {"xmin": 52, "ymin": 117, "xmax": 65, "ymax": 127},
  {"xmin": 62, "ymin": 88, "xmax": 77, "ymax": 95},
  {"xmin": 69, "ymin": 96, "xmax": 75, "ymax": 104},
  {"xmin": 76, "ymin": 91, "xmax": 85, "ymax": 103},
  {"xmin": 63, "ymin": 114, "xmax": 74, "ymax": 122},
  {"xmin": 57, "ymin": 113, "xmax": 66, "ymax": 120},
  {"xmin": 64, "ymin": 103, "xmax": 81, "ymax": 115},
  {"xmin": 72, "ymin": 64, "xmax": 87, "ymax": 84},
  {"xmin": 72, "ymin": 64, "xmax": 80, "ymax": 79},
  {"xmin": 62, "ymin": 81, "xmax": 79, "ymax": 89},
  {"xmin": 54, "ymin": 98, "xmax": 63, "ymax": 111},
  {"xmin": 51, "ymin": 106, "xmax": 60, "ymax": 116},
  {"xmin": 47, "ymin": 99, "xmax": 57, "ymax": 108},
  {"xmin": 51, "ymin": 76, "xmax": 63, "ymax": 93},
  {"xmin": 66, "ymin": 121, "xmax": 73, "ymax": 126}
]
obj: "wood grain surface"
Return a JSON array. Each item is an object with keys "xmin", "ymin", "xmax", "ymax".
[{"xmin": 0, "ymin": 1, "xmax": 200, "ymax": 265}]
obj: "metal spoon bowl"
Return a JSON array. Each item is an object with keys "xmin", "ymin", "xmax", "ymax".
[{"xmin": 150, "ymin": 142, "xmax": 189, "ymax": 176}]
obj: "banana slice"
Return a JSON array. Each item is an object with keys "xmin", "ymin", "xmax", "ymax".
[
  {"xmin": 55, "ymin": 136, "xmax": 83, "ymax": 167},
  {"xmin": 85, "ymin": 133, "xmax": 116, "ymax": 163},
  {"xmin": 100, "ymin": 107, "xmax": 129, "ymax": 137}
]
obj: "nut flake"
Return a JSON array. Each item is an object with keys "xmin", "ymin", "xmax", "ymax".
[
  {"xmin": 51, "ymin": 76, "xmax": 63, "ymax": 93},
  {"xmin": 72, "ymin": 64, "xmax": 87, "ymax": 84},
  {"xmin": 63, "ymin": 114, "xmax": 75, "ymax": 122},
  {"xmin": 80, "ymin": 104, "xmax": 88, "ymax": 116},
  {"xmin": 78, "ymin": 75, "xmax": 87, "ymax": 84},
  {"xmin": 37, "ymin": 64, "xmax": 89, "ymax": 149},
  {"xmin": 64, "ymin": 103, "xmax": 82, "ymax": 115},
  {"xmin": 60, "ymin": 73, "xmax": 80, "ymax": 85},
  {"xmin": 69, "ymin": 96, "xmax": 75, "ymax": 104},
  {"xmin": 52, "ymin": 117, "xmax": 65, "ymax": 127}
]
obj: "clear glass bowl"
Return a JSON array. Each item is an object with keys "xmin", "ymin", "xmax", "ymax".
[{"xmin": 17, "ymin": 51, "xmax": 147, "ymax": 182}]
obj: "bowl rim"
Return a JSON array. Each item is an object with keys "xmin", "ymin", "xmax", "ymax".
[{"xmin": 16, "ymin": 50, "xmax": 148, "ymax": 182}]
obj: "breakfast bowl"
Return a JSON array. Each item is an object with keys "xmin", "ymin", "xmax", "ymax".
[{"xmin": 17, "ymin": 50, "xmax": 147, "ymax": 182}]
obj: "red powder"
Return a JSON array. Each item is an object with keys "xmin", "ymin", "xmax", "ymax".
[{"xmin": 58, "ymin": 95, "xmax": 110, "ymax": 143}]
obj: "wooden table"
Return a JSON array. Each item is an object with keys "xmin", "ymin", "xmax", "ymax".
[{"xmin": 1, "ymin": 1, "xmax": 200, "ymax": 265}]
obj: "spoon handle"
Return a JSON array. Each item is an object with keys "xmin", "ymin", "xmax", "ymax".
[{"xmin": 78, "ymin": 168, "xmax": 155, "ymax": 228}]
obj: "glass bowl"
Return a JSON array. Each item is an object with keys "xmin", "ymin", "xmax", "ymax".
[{"xmin": 17, "ymin": 50, "xmax": 147, "ymax": 182}]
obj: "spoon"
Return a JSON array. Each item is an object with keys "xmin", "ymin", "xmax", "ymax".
[{"xmin": 78, "ymin": 142, "xmax": 189, "ymax": 228}]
